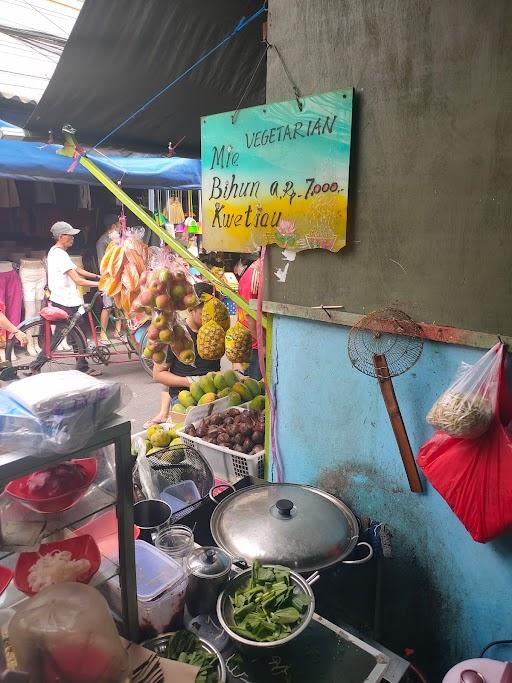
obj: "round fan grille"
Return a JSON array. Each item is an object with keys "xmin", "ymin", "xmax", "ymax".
[{"xmin": 348, "ymin": 308, "xmax": 424, "ymax": 378}]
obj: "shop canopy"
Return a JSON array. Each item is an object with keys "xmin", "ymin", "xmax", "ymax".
[
  {"xmin": 26, "ymin": 0, "xmax": 266, "ymax": 157},
  {"xmin": 0, "ymin": 119, "xmax": 200, "ymax": 189}
]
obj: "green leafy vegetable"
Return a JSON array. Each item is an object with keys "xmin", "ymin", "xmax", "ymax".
[
  {"xmin": 164, "ymin": 630, "xmax": 219, "ymax": 683},
  {"xmin": 230, "ymin": 561, "xmax": 311, "ymax": 642}
]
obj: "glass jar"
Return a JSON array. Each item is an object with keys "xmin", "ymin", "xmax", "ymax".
[{"xmin": 155, "ymin": 524, "xmax": 194, "ymax": 570}]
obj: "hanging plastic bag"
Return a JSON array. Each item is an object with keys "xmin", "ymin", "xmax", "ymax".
[
  {"xmin": 418, "ymin": 343, "xmax": 512, "ymax": 542},
  {"xmin": 426, "ymin": 342, "xmax": 502, "ymax": 438},
  {"xmin": 9, "ymin": 583, "xmax": 129, "ymax": 682}
]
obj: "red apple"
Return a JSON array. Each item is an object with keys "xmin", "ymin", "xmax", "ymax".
[
  {"xmin": 139, "ymin": 290, "xmax": 155, "ymax": 307},
  {"xmin": 139, "ymin": 271, "xmax": 148, "ymax": 286},
  {"xmin": 147, "ymin": 325, "xmax": 159, "ymax": 340},
  {"xmin": 155, "ymin": 294, "xmax": 172, "ymax": 311}
]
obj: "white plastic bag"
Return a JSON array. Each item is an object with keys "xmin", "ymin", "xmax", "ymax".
[
  {"xmin": 0, "ymin": 371, "xmax": 130, "ymax": 455},
  {"xmin": 427, "ymin": 343, "xmax": 502, "ymax": 438}
]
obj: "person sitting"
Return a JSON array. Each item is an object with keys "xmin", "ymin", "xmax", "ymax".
[{"xmin": 148, "ymin": 282, "xmax": 220, "ymax": 427}]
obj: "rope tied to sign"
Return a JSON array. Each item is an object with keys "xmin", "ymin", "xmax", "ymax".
[{"xmin": 86, "ymin": 4, "xmax": 268, "ymax": 153}]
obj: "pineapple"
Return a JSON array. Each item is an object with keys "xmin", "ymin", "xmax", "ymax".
[
  {"xmin": 225, "ymin": 322, "xmax": 252, "ymax": 363},
  {"xmin": 197, "ymin": 320, "xmax": 225, "ymax": 360},
  {"xmin": 202, "ymin": 295, "xmax": 230, "ymax": 332}
]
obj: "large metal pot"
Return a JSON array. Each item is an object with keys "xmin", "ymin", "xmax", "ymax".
[
  {"xmin": 216, "ymin": 566, "xmax": 318, "ymax": 651},
  {"xmin": 210, "ymin": 483, "xmax": 373, "ymax": 574}
]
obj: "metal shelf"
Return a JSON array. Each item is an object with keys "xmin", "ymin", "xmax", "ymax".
[
  {"xmin": 0, "ymin": 415, "xmax": 138, "ymax": 641},
  {"xmin": 0, "ymin": 485, "xmax": 116, "ymax": 559},
  {"xmin": 0, "ymin": 549, "xmax": 119, "ymax": 611}
]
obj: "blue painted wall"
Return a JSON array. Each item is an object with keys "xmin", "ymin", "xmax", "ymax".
[{"xmin": 271, "ymin": 314, "xmax": 512, "ymax": 676}]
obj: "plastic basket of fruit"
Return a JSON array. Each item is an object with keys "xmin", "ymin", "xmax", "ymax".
[
  {"xmin": 177, "ymin": 408, "xmax": 265, "ymax": 483},
  {"xmin": 172, "ymin": 371, "xmax": 265, "ymax": 421}
]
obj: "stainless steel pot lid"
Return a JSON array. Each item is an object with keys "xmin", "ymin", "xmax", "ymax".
[
  {"xmin": 210, "ymin": 483, "xmax": 360, "ymax": 573},
  {"xmin": 187, "ymin": 546, "xmax": 231, "ymax": 578}
]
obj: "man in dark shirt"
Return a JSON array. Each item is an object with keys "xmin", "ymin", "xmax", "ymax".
[{"xmin": 150, "ymin": 282, "xmax": 220, "ymax": 423}]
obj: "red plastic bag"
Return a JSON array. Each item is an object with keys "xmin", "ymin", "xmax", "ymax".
[{"xmin": 418, "ymin": 344, "xmax": 512, "ymax": 542}]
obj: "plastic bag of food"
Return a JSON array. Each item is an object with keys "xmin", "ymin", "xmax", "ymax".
[
  {"xmin": 143, "ymin": 310, "xmax": 177, "ymax": 365},
  {"xmin": 9, "ymin": 583, "xmax": 129, "ymax": 683},
  {"xmin": 0, "ymin": 371, "xmax": 131, "ymax": 455},
  {"xmin": 149, "ymin": 247, "xmax": 198, "ymax": 311},
  {"xmin": 169, "ymin": 317, "xmax": 196, "ymax": 366},
  {"xmin": 418, "ymin": 344, "xmax": 512, "ymax": 542},
  {"xmin": 426, "ymin": 343, "xmax": 502, "ymax": 438}
]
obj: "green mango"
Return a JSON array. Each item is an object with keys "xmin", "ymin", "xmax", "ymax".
[
  {"xmin": 259, "ymin": 380, "xmax": 265, "ymax": 395},
  {"xmin": 243, "ymin": 377, "xmax": 261, "ymax": 399},
  {"xmin": 189, "ymin": 380, "xmax": 204, "ymax": 403},
  {"xmin": 228, "ymin": 392, "xmax": 242, "ymax": 406},
  {"xmin": 217, "ymin": 387, "xmax": 231, "ymax": 399},
  {"xmin": 213, "ymin": 372, "xmax": 227, "ymax": 391},
  {"xmin": 199, "ymin": 375, "xmax": 216, "ymax": 394},
  {"xmin": 172, "ymin": 404, "xmax": 187, "ymax": 414},
  {"xmin": 231, "ymin": 382, "xmax": 252, "ymax": 403},
  {"xmin": 178, "ymin": 390, "xmax": 196, "ymax": 408},
  {"xmin": 249, "ymin": 395, "xmax": 266, "ymax": 411},
  {"xmin": 223, "ymin": 370, "xmax": 238, "ymax": 388}
]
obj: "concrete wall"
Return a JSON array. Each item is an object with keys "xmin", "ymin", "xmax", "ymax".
[{"xmin": 270, "ymin": 315, "xmax": 512, "ymax": 675}]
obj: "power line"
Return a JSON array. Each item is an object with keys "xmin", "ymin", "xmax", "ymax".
[{"xmin": 20, "ymin": 0, "xmax": 68, "ymax": 36}]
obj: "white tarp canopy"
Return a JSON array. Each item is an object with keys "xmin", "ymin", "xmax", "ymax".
[{"xmin": 0, "ymin": 0, "xmax": 82, "ymax": 104}]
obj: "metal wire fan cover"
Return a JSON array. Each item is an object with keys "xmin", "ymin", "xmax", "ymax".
[
  {"xmin": 147, "ymin": 443, "xmax": 214, "ymax": 521},
  {"xmin": 348, "ymin": 308, "xmax": 424, "ymax": 378}
]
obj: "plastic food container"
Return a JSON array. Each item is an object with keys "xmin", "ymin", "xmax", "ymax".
[
  {"xmin": 100, "ymin": 540, "xmax": 188, "ymax": 638},
  {"xmin": 160, "ymin": 480, "xmax": 200, "ymax": 514}
]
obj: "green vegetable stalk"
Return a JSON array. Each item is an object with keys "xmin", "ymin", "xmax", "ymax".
[{"xmin": 230, "ymin": 561, "xmax": 311, "ymax": 642}]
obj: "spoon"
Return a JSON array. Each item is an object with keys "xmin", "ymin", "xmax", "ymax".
[{"xmin": 460, "ymin": 670, "xmax": 485, "ymax": 683}]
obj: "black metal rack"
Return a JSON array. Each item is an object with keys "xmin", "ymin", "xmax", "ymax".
[{"xmin": 0, "ymin": 414, "xmax": 138, "ymax": 641}]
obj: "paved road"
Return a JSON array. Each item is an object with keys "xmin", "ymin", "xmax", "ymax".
[{"xmin": 99, "ymin": 360, "xmax": 159, "ymax": 435}]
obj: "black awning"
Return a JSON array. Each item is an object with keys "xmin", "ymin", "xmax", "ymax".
[{"xmin": 27, "ymin": 0, "xmax": 266, "ymax": 156}]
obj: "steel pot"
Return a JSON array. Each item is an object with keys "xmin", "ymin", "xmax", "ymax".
[
  {"xmin": 216, "ymin": 566, "xmax": 319, "ymax": 651},
  {"xmin": 210, "ymin": 483, "xmax": 373, "ymax": 573},
  {"xmin": 141, "ymin": 631, "xmax": 227, "ymax": 682},
  {"xmin": 185, "ymin": 545, "xmax": 232, "ymax": 617}
]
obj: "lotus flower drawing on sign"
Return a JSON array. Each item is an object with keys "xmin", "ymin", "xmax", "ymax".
[{"xmin": 275, "ymin": 219, "xmax": 297, "ymax": 248}]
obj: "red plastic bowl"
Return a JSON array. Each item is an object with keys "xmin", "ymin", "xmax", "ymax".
[
  {"xmin": 5, "ymin": 458, "xmax": 98, "ymax": 514},
  {"xmin": 0, "ymin": 565, "xmax": 13, "ymax": 595},
  {"xmin": 14, "ymin": 535, "xmax": 101, "ymax": 595}
]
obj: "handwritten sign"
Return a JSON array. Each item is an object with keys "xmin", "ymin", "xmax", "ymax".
[{"xmin": 201, "ymin": 89, "xmax": 353, "ymax": 253}]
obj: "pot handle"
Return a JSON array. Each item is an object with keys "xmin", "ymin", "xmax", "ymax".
[
  {"xmin": 306, "ymin": 571, "xmax": 320, "ymax": 587},
  {"xmin": 342, "ymin": 541, "xmax": 373, "ymax": 565},
  {"xmin": 209, "ymin": 483, "xmax": 237, "ymax": 504}
]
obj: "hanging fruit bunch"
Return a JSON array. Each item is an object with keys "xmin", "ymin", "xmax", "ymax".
[
  {"xmin": 225, "ymin": 321, "xmax": 253, "ymax": 363},
  {"xmin": 196, "ymin": 294, "xmax": 230, "ymax": 361},
  {"xmin": 133, "ymin": 249, "xmax": 198, "ymax": 365},
  {"xmin": 98, "ymin": 226, "xmax": 149, "ymax": 317}
]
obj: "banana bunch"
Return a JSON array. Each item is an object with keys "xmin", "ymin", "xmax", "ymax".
[{"xmin": 99, "ymin": 237, "xmax": 149, "ymax": 314}]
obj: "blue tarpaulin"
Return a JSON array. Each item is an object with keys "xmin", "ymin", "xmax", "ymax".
[{"xmin": 0, "ymin": 120, "xmax": 201, "ymax": 189}]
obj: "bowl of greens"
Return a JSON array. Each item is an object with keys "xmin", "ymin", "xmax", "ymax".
[
  {"xmin": 217, "ymin": 561, "xmax": 315, "ymax": 650},
  {"xmin": 141, "ymin": 629, "xmax": 226, "ymax": 682}
]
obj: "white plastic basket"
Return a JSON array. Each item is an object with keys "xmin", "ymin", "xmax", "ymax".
[{"xmin": 177, "ymin": 409, "xmax": 265, "ymax": 482}]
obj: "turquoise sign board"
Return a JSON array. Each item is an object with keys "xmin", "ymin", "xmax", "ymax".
[{"xmin": 201, "ymin": 88, "xmax": 353, "ymax": 253}]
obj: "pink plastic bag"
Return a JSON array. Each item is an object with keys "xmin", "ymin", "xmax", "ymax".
[{"xmin": 418, "ymin": 344, "xmax": 512, "ymax": 542}]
